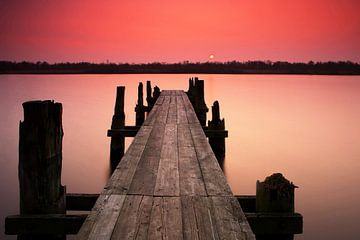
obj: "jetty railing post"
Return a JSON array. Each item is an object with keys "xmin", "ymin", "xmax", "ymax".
[
  {"xmin": 256, "ymin": 173, "xmax": 298, "ymax": 240},
  {"xmin": 208, "ymin": 100, "xmax": 226, "ymax": 163},
  {"xmin": 19, "ymin": 100, "xmax": 66, "ymax": 240},
  {"xmin": 110, "ymin": 86, "xmax": 126, "ymax": 169},
  {"xmin": 135, "ymin": 82, "xmax": 145, "ymax": 126}
]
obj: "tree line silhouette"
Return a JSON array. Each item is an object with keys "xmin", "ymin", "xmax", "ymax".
[{"xmin": 1, "ymin": 60, "xmax": 359, "ymax": 74}]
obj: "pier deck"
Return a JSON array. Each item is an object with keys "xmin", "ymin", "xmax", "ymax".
[{"xmin": 77, "ymin": 90, "xmax": 255, "ymax": 240}]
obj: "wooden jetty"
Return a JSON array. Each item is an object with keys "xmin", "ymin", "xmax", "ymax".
[
  {"xmin": 5, "ymin": 78, "xmax": 302, "ymax": 240},
  {"xmin": 77, "ymin": 90, "xmax": 255, "ymax": 239}
]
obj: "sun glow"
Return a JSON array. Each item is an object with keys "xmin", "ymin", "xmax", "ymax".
[{"xmin": 209, "ymin": 54, "xmax": 215, "ymax": 60}]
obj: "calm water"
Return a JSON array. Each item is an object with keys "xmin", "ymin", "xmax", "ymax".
[{"xmin": 1, "ymin": 74, "xmax": 360, "ymax": 239}]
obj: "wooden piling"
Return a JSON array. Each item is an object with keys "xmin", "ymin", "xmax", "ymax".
[
  {"xmin": 187, "ymin": 78, "xmax": 208, "ymax": 126},
  {"xmin": 135, "ymin": 82, "xmax": 145, "ymax": 126},
  {"xmin": 110, "ymin": 86, "xmax": 125, "ymax": 170},
  {"xmin": 255, "ymin": 173, "xmax": 298, "ymax": 240},
  {"xmin": 146, "ymin": 80, "xmax": 154, "ymax": 109},
  {"xmin": 153, "ymin": 85, "xmax": 161, "ymax": 102},
  {"xmin": 19, "ymin": 100, "xmax": 66, "ymax": 240},
  {"xmin": 208, "ymin": 101, "xmax": 226, "ymax": 164}
]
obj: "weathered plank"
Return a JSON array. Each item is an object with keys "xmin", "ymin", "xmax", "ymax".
[
  {"xmin": 103, "ymin": 126, "xmax": 152, "ymax": 195},
  {"xmin": 111, "ymin": 195, "xmax": 153, "ymax": 240},
  {"xmin": 154, "ymin": 124, "xmax": 180, "ymax": 196},
  {"xmin": 128, "ymin": 124, "xmax": 165, "ymax": 195},
  {"xmin": 181, "ymin": 196, "xmax": 219, "ymax": 240},
  {"xmin": 176, "ymin": 95, "xmax": 188, "ymax": 124},
  {"xmin": 86, "ymin": 195, "xmax": 125, "ymax": 240},
  {"xmin": 178, "ymin": 146, "xmax": 206, "ymax": 196},
  {"xmin": 182, "ymin": 93, "xmax": 199, "ymax": 124},
  {"xmin": 211, "ymin": 196, "xmax": 255, "ymax": 240},
  {"xmin": 167, "ymin": 96, "xmax": 177, "ymax": 124},
  {"xmin": 148, "ymin": 197, "xmax": 183, "ymax": 239},
  {"xmin": 177, "ymin": 124, "xmax": 193, "ymax": 147},
  {"xmin": 190, "ymin": 124, "xmax": 233, "ymax": 196}
]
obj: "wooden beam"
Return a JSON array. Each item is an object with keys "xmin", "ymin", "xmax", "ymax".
[
  {"xmin": 5, "ymin": 214, "xmax": 87, "ymax": 235},
  {"xmin": 108, "ymin": 126, "xmax": 228, "ymax": 138},
  {"xmin": 245, "ymin": 213, "xmax": 303, "ymax": 235}
]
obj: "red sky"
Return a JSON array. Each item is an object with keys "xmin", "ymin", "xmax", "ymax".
[{"xmin": 1, "ymin": 0, "xmax": 359, "ymax": 63}]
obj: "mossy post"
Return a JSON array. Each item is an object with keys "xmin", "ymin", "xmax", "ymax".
[
  {"xmin": 110, "ymin": 86, "xmax": 125, "ymax": 169},
  {"xmin": 135, "ymin": 82, "xmax": 145, "ymax": 126},
  {"xmin": 19, "ymin": 100, "xmax": 66, "ymax": 240},
  {"xmin": 208, "ymin": 101, "xmax": 226, "ymax": 163}
]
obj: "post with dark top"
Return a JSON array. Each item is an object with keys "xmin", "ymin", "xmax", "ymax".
[
  {"xmin": 135, "ymin": 82, "xmax": 145, "ymax": 126},
  {"xmin": 255, "ymin": 173, "xmax": 298, "ymax": 240},
  {"xmin": 110, "ymin": 86, "xmax": 125, "ymax": 170},
  {"xmin": 208, "ymin": 100, "xmax": 226, "ymax": 164},
  {"xmin": 19, "ymin": 100, "xmax": 66, "ymax": 240}
]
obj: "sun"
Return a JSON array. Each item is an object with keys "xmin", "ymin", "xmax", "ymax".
[{"xmin": 209, "ymin": 54, "xmax": 215, "ymax": 60}]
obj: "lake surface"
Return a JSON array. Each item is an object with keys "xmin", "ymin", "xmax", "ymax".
[{"xmin": 1, "ymin": 74, "xmax": 360, "ymax": 240}]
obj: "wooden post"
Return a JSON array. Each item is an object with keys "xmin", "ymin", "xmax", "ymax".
[
  {"xmin": 194, "ymin": 79, "xmax": 208, "ymax": 126},
  {"xmin": 110, "ymin": 86, "xmax": 126, "ymax": 170},
  {"xmin": 135, "ymin": 82, "xmax": 145, "ymax": 126},
  {"xmin": 19, "ymin": 100, "xmax": 66, "ymax": 240},
  {"xmin": 208, "ymin": 101, "xmax": 226, "ymax": 165},
  {"xmin": 146, "ymin": 80, "xmax": 154, "ymax": 109},
  {"xmin": 153, "ymin": 85, "xmax": 161, "ymax": 102},
  {"xmin": 256, "ymin": 173, "xmax": 297, "ymax": 240}
]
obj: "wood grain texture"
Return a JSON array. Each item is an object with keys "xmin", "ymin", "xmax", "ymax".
[
  {"xmin": 148, "ymin": 197, "xmax": 183, "ymax": 240},
  {"xmin": 154, "ymin": 124, "xmax": 180, "ymax": 196},
  {"xmin": 190, "ymin": 124, "xmax": 232, "ymax": 196},
  {"xmin": 111, "ymin": 195, "xmax": 153, "ymax": 240}
]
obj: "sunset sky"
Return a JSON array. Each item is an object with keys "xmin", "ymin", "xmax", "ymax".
[{"xmin": 1, "ymin": 0, "xmax": 359, "ymax": 63}]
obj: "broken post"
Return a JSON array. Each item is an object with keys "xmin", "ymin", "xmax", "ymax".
[
  {"xmin": 110, "ymin": 86, "xmax": 125, "ymax": 170},
  {"xmin": 192, "ymin": 78, "xmax": 208, "ymax": 126},
  {"xmin": 255, "ymin": 173, "xmax": 299, "ymax": 240},
  {"xmin": 135, "ymin": 82, "xmax": 145, "ymax": 126},
  {"xmin": 208, "ymin": 101, "xmax": 226, "ymax": 164},
  {"xmin": 19, "ymin": 100, "xmax": 66, "ymax": 240}
]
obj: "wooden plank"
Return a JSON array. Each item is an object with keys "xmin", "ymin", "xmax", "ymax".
[
  {"xmin": 128, "ymin": 124, "xmax": 165, "ymax": 195},
  {"xmin": 177, "ymin": 124, "xmax": 193, "ymax": 147},
  {"xmin": 155, "ymin": 96, "xmax": 170, "ymax": 124},
  {"xmin": 178, "ymin": 146, "xmax": 206, "ymax": 196},
  {"xmin": 176, "ymin": 95, "xmax": 188, "ymax": 124},
  {"xmin": 182, "ymin": 93, "xmax": 199, "ymax": 124},
  {"xmin": 155, "ymin": 95, "xmax": 165, "ymax": 105},
  {"xmin": 167, "ymin": 96, "xmax": 177, "ymax": 124},
  {"xmin": 211, "ymin": 197, "xmax": 255, "ymax": 240},
  {"xmin": 111, "ymin": 195, "xmax": 153, "ymax": 240},
  {"xmin": 181, "ymin": 196, "xmax": 219, "ymax": 240},
  {"xmin": 154, "ymin": 124, "xmax": 180, "ymax": 196},
  {"xmin": 143, "ymin": 104, "xmax": 159, "ymax": 126},
  {"xmin": 85, "ymin": 195, "xmax": 126, "ymax": 240},
  {"xmin": 148, "ymin": 197, "xmax": 183, "ymax": 239},
  {"xmin": 190, "ymin": 124, "xmax": 233, "ymax": 196}
]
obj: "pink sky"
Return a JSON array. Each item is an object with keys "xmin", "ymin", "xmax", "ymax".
[{"xmin": 1, "ymin": 0, "xmax": 359, "ymax": 63}]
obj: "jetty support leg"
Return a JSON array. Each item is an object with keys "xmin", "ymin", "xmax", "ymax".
[
  {"xmin": 110, "ymin": 86, "xmax": 126, "ymax": 170},
  {"xmin": 208, "ymin": 101, "xmax": 226, "ymax": 165},
  {"xmin": 146, "ymin": 80, "xmax": 154, "ymax": 110},
  {"xmin": 135, "ymin": 82, "xmax": 145, "ymax": 126},
  {"xmin": 18, "ymin": 100, "xmax": 66, "ymax": 240}
]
